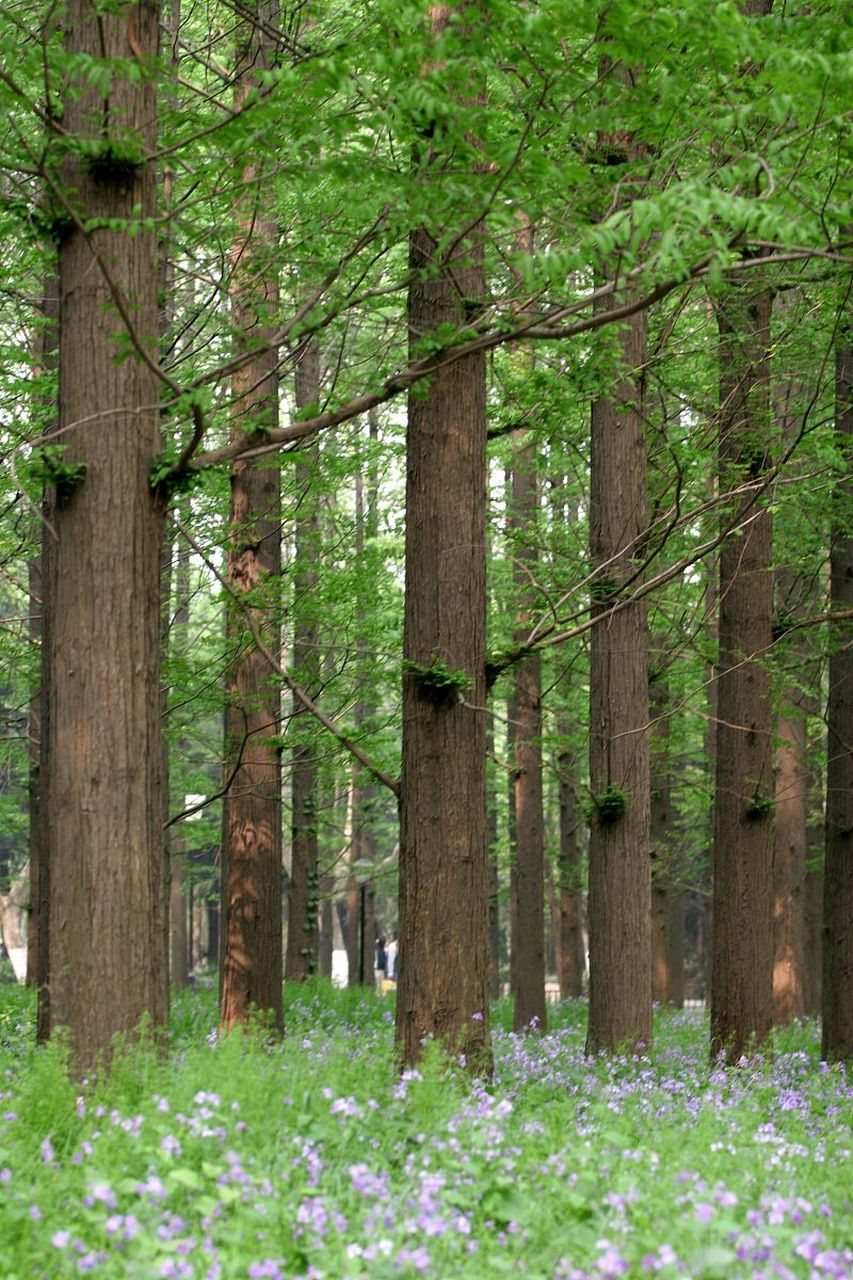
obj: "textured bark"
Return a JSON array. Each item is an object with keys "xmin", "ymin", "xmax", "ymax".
[
  {"xmin": 285, "ymin": 344, "xmax": 321, "ymax": 983},
  {"xmin": 318, "ymin": 873, "xmax": 334, "ymax": 978},
  {"xmin": 486, "ymin": 722, "xmax": 501, "ymax": 1001},
  {"xmin": 27, "ymin": 552, "xmax": 42, "ymax": 992},
  {"xmin": 585, "ymin": 291, "xmax": 652, "ymax": 1054},
  {"xmin": 773, "ymin": 711, "xmax": 807, "ymax": 1024},
  {"xmin": 803, "ymin": 855, "xmax": 823, "ymax": 1016},
  {"xmin": 168, "ymin": 524, "xmax": 191, "ymax": 990},
  {"xmin": 45, "ymin": 0, "xmax": 166, "ymax": 1070},
  {"xmin": 397, "ymin": 217, "xmax": 490, "ymax": 1070},
  {"xmin": 823, "ymin": 334, "xmax": 853, "ymax": 1060},
  {"xmin": 509, "ymin": 438, "xmax": 547, "ymax": 1032},
  {"xmin": 710, "ymin": 282, "xmax": 774, "ymax": 1062},
  {"xmin": 555, "ymin": 729, "xmax": 585, "ymax": 999},
  {"xmin": 771, "ymin": 292, "xmax": 815, "ymax": 1027},
  {"xmin": 650, "ymin": 671, "xmax": 684, "ymax": 1006},
  {"xmin": 220, "ymin": 4, "xmax": 283, "ymax": 1031},
  {"xmin": 343, "ymin": 772, "xmax": 361, "ymax": 984},
  {"xmin": 28, "ymin": 269, "xmax": 58, "ymax": 1004}
]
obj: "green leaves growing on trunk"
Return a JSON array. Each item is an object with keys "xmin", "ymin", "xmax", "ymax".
[
  {"xmin": 24, "ymin": 445, "xmax": 87, "ymax": 506},
  {"xmin": 585, "ymin": 784, "xmax": 629, "ymax": 827},
  {"xmin": 402, "ymin": 657, "xmax": 472, "ymax": 707},
  {"xmin": 745, "ymin": 791, "xmax": 775, "ymax": 821}
]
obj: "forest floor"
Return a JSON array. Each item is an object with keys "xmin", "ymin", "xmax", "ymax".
[{"xmin": 0, "ymin": 980, "xmax": 850, "ymax": 1279}]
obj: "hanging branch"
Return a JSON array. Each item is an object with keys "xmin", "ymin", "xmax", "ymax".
[{"xmin": 172, "ymin": 516, "xmax": 400, "ymax": 797}]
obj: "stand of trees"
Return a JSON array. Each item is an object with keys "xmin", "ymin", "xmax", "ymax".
[{"xmin": 0, "ymin": 0, "xmax": 849, "ymax": 1073}]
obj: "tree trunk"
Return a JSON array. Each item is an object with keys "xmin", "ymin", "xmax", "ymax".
[
  {"xmin": 285, "ymin": 343, "xmax": 321, "ymax": 983},
  {"xmin": 555, "ymin": 726, "xmax": 585, "ymax": 999},
  {"xmin": 486, "ymin": 722, "xmax": 501, "ymax": 1001},
  {"xmin": 397, "ymin": 226, "xmax": 490, "ymax": 1069},
  {"xmin": 585, "ymin": 289, "xmax": 652, "ymax": 1054},
  {"xmin": 219, "ymin": 4, "xmax": 283, "ymax": 1031},
  {"xmin": 167, "ymin": 519, "xmax": 191, "ymax": 989},
  {"xmin": 822, "ymin": 331, "xmax": 853, "ymax": 1061},
  {"xmin": 28, "ymin": 268, "xmax": 59, "ymax": 1007},
  {"xmin": 773, "ymin": 708, "xmax": 807, "ymax": 1024},
  {"xmin": 710, "ymin": 281, "xmax": 774, "ymax": 1062},
  {"xmin": 45, "ymin": 0, "xmax": 166, "ymax": 1071},
  {"xmin": 650, "ymin": 666, "xmax": 684, "ymax": 1006},
  {"xmin": 509, "ymin": 438, "xmax": 547, "ymax": 1033}
]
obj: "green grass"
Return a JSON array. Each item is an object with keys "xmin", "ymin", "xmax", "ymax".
[{"xmin": 0, "ymin": 979, "xmax": 850, "ymax": 1279}]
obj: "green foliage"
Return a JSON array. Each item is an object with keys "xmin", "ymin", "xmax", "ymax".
[
  {"xmin": 585, "ymin": 784, "xmax": 630, "ymax": 826},
  {"xmin": 402, "ymin": 657, "xmax": 473, "ymax": 703},
  {"xmin": 23, "ymin": 446, "xmax": 87, "ymax": 504},
  {"xmin": 0, "ymin": 989, "xmax": 851, "ymax": 1279},
  {"xmin": 745, "ymin": 791, "xmax": 776, "ymax": 821}
]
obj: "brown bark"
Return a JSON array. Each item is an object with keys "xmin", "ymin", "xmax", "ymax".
[
  {"xmin": 318, "ymin": 874, "xmax": 334, "ymax": 978},
  {"xmin": 29, "ymin": 268, "xmax": 58, "ymax": 1006},
  {"xmin": 168, "ymin": 522, "xmax": 191, "ymax": 989},
  {"xmin": 773, "ymin": 708, "xmax": 807, "ymax": 1023},
  {"xmin": 397, "ymin": 227, "xmax": 490, "ymax": 1069},
  {"xmin": 803, "ymin": 847, "xmax": 823, "ymax": 1016},
  {"xmin": 650, "ymin": 668, "xmax": 684, "ymax": 1006},
  {"xmin": 710, "ymin": 281, "xmax": 774, "ymax": 1062},
  {"xmin": 585, "ymin": 293, "xmax": 652, "ymax": 1054},
  {"xmin": 555, "ymin": 728, "xmax": 585, "ymax": 999},
  {"xmin": 219, "ymin": 4, "xmax": 283, "ymax": 1031},
  {"xmin": 45, "ymin": 0, "xmax": 167, "ymax": 1071},
  {"xmin": 285, "ymin": 344, "xmax": 321, "ymax": 983},
  {"xmin": 486, "ymin": 722, "xmax": 501, "ymax": 1001},
  {"xmin": 822, "ymin": 332, "xmax": 853, "ymax": 1061},
  {"xmin": 509, "ymin": 437, "xmax": 547, "ymax": 1032}
]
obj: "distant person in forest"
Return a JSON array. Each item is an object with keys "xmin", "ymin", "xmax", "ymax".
[
  {"xmin": 386, "ymin": 935, "xmax": 398, "ymax": 984},
  {"xmin": 375, "ymin": 936, "xmax": 387, "ymax": 988}
]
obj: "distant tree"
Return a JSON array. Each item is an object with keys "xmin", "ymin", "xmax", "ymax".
[{"xmin": 823, "ymin": 323, "xmax": 853, "ymax": 1062}]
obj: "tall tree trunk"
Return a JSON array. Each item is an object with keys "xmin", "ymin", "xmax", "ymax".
[
  {"xmin": 822, "ymin": 328, "xmax": 853, "ymax": 1061},
  {"xmin": 285, "ymin": 343, "xmax": 321, "ymax": 982},
  {"xmin": 397, "ymin": 160, "xmax": 489, "ymax": 1068},
  {"xmin": 168, "ymin": 519, "xmax": 191, "ymax": 990},
  {"xmin": 396, "ymin": 3, "xmax": 490, "ymax": 1070},
  {"xmin": 486, "ymin": 721, "xmax": 501, "ymax": 1001},
  {"xmin": 771, "ymin": 290, "xmax": 815, "ymax": 1027},
  {"xmin": 710, "ymin": 279, "xmax": 774, "ymax": 1062},
  {"xmin": 509, "ymin": 434, "xmax": 547, "ymax": 1033},
  {"xmin": 28, "ymin": 267, "xmax": 59, "ymax": 1009},
  {"xmin": 585, "ymin": 284, "xmax": 651, "ymax": 1053},
  {"xmin": 344, "ymin": 415, "xmax": 381, "ymax": 986},
  {"xmin": 585, "ymin": 46, "xmax": 651, "ymax": 1055},
  {"xmin": 650, "ymin": 665, "xmax": 684, "ymax": 1006},
  {"xmin": 220, "ymin": 3, "xmax": 283, "ymax": 1031},
  {"xmin": 773, "ymin": 706, "xmax": 807, "ymax": 1023},
  {"xmin": 45, "ymin": 0, "xmax": 166, "ymax": 1071},
  {"xmin": 555, "ymin": 724, "xmax": 585, "ymax": 999}
]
